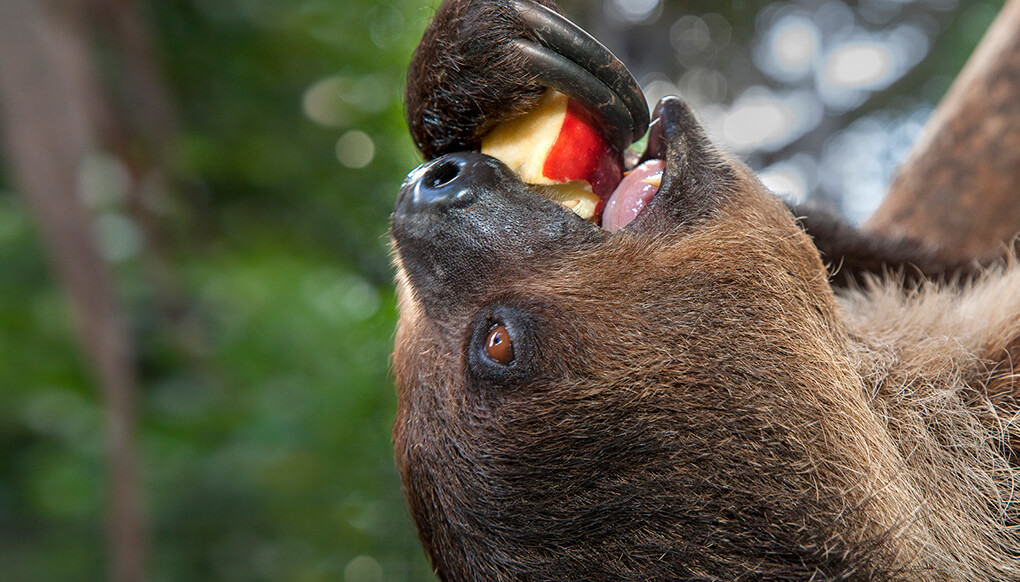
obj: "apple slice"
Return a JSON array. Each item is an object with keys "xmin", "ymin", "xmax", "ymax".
[{"xmin": 481, "ymin": 90, "xmax": 623, "ymax": 222}]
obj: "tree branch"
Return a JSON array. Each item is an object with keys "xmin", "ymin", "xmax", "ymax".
[
  {"xmin": 0, "ymin": 2, "xmax": 146, "ymax": 581},
  {"xmin": 867, "ymin": 0, "xmax": 1020, "ymax": 258}
]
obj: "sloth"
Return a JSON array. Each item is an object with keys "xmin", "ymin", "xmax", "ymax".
[{"xmin": 389, "ymin": 0, "xmax": 1020, "ymax": 580}]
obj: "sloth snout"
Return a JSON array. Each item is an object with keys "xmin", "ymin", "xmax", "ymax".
[{"xmin": 396, "ymin": 152, "xmax": 502, "ymax": 216}]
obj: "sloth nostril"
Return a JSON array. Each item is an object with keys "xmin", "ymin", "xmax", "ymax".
[
  {"xmin": 423, "ymin": 159, "xmax": 462, "ymax": 190},
  {"xmin": 397, "ymin": 152, "xmax": 501, "ymax": 214}
]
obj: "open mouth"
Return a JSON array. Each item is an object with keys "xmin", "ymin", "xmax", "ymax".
[
  {"xmin": 469, "ymin": 0, "xmax": 667, "ymax": 232},
  {"xmin": 393, "ymin": 92, "xmax": 721, "ymax": 246},
  {"xmin": 480, "ymin": 92, "xmax": 668, "ymax": 232},
  {"xmin": 600, "ymin": 112, "xmax": 667, "ymax": 232}
]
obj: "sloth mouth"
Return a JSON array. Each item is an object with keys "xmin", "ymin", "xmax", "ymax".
[
  {"xmin": 478, "ymin": 89, "xmax": 660, "ymax": 232},
  {"xmin": 601, "ymin": 157, "xmax": 663, "ymax": 231},
  {"xmin": 599, "ymin": 111, "xmax": 666, "ymax": 231},
  {"xmin": 532, "ymin": 95, "xmax": 720, "ymax": 233},
  {"xmin": 534, "ymin": 104, "xmax": 667, "ymax": 232},
  {"xmin": 392, "ymin": 95, "xmax": 708, "ymax": 243}
]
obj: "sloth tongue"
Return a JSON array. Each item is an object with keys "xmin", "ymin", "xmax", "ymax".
[
  {"xmin": 481, "ymin": 90, "xmax": 659, "ymax": 231},
  {"xmin": 602, "ymin": 159, "xmax": 663, "ymax": 232}
]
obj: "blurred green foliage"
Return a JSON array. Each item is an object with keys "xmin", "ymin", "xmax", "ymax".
[{"xmin": 0, "ymin": 0, "xmax": 437, "ymax": 579}]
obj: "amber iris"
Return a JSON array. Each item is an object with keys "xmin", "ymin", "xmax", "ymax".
[{"xmin": 485, "ymin": 324, "xmax": 514, "ymax": 365}]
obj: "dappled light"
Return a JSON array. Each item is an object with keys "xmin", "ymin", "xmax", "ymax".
[
  {"xmin": 594, "ymin": 0, "xmax": 996, "ymax": 221},
  {"xmin": 337, "ymin": 130, "xmax": 377, "ymax": 169},
  {"xmin": 606, "ymin": 0, "xmax": 663, "ymax": 25},
  {"xmin": 820, "ymin": 106, "xmax": 933, "ymax": 222},
  {"xmin": 757, "ymin": 13, "xmax": 820, "ymax": 82},
  {"xmin": 711, "ymin": 86, "xmax": 823, "ymax": 152}
]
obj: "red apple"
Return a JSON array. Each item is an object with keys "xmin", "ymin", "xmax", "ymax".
[{"xmin": 481, "ymin": 91, "xmax": 623, "ymax": 221}]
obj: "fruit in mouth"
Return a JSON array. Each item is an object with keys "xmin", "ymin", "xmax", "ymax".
[{"xmin": 481, "ymin": 90, "xmax": 624, "ymax": 222}]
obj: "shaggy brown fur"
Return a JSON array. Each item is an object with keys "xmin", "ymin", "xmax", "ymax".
[
  {"xmin": 392, "ymin": 157, "xmax": 1020, "ymax": 580},
  {"xmin": 404, "ymin": 0, "xmax": 560, "ymax": 159},
  {"xmin": 391, "ymin": 1, "xmax": 1020, "ymax": 579}
]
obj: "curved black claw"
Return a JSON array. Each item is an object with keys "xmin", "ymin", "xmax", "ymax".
[
  {"xmin": 405, "ymin": 0, "xmax": 648, "ymax": 160},
  {"xmin": 511, "ymin": 0, "xmax": 649, "ymax": 151}
]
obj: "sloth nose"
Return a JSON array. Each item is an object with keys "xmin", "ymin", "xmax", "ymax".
[{"xmin": 396, "ymin": 152, "xmax": 499, "ymax": 214}]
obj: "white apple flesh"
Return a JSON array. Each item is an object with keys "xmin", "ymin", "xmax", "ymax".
[{"xmin": 481, "ymin": 90, "xmax": 624, "ymax": 222}]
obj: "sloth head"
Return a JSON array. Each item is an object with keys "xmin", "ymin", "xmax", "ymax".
[{"xmin": 390, "ymin": 96, "xmax": 915, "ymax": 580}]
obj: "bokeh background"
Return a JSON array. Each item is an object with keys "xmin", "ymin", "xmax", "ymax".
[{"xmin": 0, "ymin": 0, "xmax": 1003, "ymax": 580}]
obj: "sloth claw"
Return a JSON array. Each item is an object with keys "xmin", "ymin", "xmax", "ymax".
[
  {"xmin": 512, "ymin": 0, "xmax": 649, "ymax": 149},
  {"xmin": 406, "ymin": 0, "xmax": 649, "ymax": 159}
]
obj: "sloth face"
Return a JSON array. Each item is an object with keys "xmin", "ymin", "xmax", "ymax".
[{"xmin": 389, "ymin": 97, "xmax": 906, "ymax": 580}]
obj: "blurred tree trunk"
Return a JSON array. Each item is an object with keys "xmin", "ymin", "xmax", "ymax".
[
  {"xmin": 867, "ymin": 0, "xmax": 1020, "ymax": 256},
  {"xmin": 0, "ymin": 1, "xmax": 176, "ymax": 581}
]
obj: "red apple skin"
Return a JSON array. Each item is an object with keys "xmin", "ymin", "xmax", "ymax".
[
  {"xmin": 543, "ymin": 99, "xmax": 623, "ymax": 199},
  {"xmin": 480, "ymin": 91, "xmax": 624, "ymax": 222}
]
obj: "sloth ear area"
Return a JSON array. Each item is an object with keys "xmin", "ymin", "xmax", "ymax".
[{"xmin": 789, "ymin": 204, "xmax": 985, "ymax": 288}]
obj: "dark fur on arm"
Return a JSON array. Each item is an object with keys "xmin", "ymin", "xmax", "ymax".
[
  {"xmin": 790, "ymin": 204, "xmax": 982, "ymax": 287},
  {"xmin": 405, "ymin": 0, "xmax": 560, "ymax": 160}
]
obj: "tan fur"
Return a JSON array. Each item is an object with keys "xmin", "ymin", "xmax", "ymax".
[
  {"xmin": 393, "ymin": 161, "xmax": 1020, "ymax": 578},
  {"xmin": 391, "ymin": 145, "xmax": 1020, "ymax": 578},
  {"xmin": 835, "ymin": 261, "xmax": 1020, "ymax": 579}
]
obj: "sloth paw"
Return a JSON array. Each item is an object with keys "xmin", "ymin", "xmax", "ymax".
[{"xmin": 405, "ymin": 0, "xmax": 648, "ymax": 160}]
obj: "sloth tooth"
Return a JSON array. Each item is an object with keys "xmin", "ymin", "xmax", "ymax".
[{"xmin": 535, "ymin": 183, "xmax": 599, "ymax": 221}]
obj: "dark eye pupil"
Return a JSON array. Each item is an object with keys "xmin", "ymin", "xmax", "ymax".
[{"xmin": 485, "ymin": 324, "xmax": 514, "ymax": 365}]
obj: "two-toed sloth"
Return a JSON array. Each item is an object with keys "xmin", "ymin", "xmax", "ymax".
[{"xmin": 389, "ymin": 1, "xmax": 1020, "ymax": 579}]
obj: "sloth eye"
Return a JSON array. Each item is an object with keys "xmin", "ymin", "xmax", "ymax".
[
  {"xmin": 469, "ymin": 305, "xmax": 533, "ymax": 387},
  {"xmin": 485, "ymin": 323, "xmax": 514, "ymax": 365}
]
